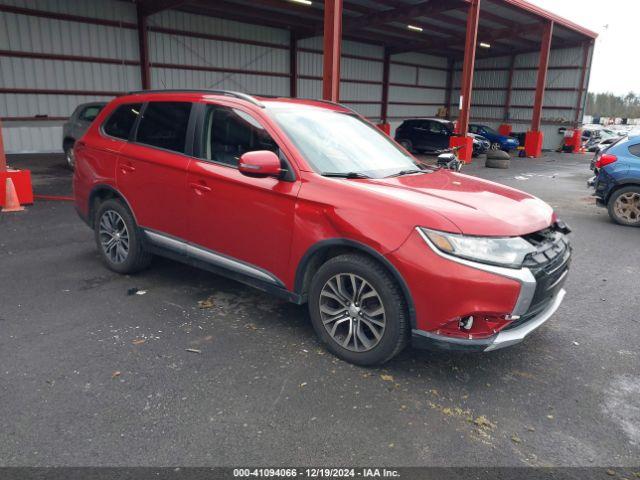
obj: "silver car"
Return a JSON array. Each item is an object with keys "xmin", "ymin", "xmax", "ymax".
[{"xmin": 62, "ymin": 102, "xmax": 106, "ymax": 169}]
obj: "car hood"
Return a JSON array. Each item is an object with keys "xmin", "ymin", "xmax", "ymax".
[{"xmin": 356, "ymin": 169, "xmax": 554, "ymax": 237}]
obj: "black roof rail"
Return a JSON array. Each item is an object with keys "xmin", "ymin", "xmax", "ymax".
[
  {"xmin": 124, "ymin": 89, "xmax": 265, "ymax": 108},
  {"xmin": 307, "ymin": 98, "xmax": 357, "ymax": 114}
]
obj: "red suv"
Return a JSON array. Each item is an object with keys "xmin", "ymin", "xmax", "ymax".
[{"xmin": 73, "ymin": 90, "xmax": 571, "ymax": 365}]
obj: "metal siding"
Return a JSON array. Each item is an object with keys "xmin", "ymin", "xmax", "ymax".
[
  {"xmin": 0, "ymin": 0, "xmax": 137, "ymax": 21},
  {"xmin": 151, "ymin": 10, "xmax": 289, "ymax": 46},
  {"xmin": 150, "ymin": 68, "xmax": 289, "ymax": 96},
  {"xmin": 149, "ymin": 32, "xmax": 289, "ymax": 73},
  {"xmin": 0, "ymin": 0, "xmax": 139, "ymax": 152}
]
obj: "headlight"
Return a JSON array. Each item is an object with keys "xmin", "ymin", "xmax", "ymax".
[{"xmin": 419, "ymin": 228, "xmax": 536, "ymax": 268}]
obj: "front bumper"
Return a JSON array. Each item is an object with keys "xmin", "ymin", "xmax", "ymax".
[{"xmin": 412, "ymin": 289, "xmax": 566, "ymax": 352}]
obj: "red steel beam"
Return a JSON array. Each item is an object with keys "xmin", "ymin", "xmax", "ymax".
[
  {"xmin": 380, "ymin": 48, "xmax": 391, "ymax": 123},
  {"xmin": 136, "ymin": 5, "xmax": 151, "ymax": 90},
  {"xmin": 322, "ymin": 0, "xmax": 343, "ymax": 102},
  {"xmin": 574, "ymin": 41, "xmax": 591, "ymax": 126},
  {"xmin": 503, "ymin": 54, "xmax": 515, "ymax": 121},
  {"xmin": 457, "ymin": 0, "xmax": 480, "ymax": 136},
  {"xmin": 531, "ymin": 21, "xmax": 554, "ymax": 132}
]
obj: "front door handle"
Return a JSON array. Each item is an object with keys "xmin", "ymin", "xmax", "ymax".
[
  {"xmin": 190, "ymin": 182, "xmax": 212, "ymax": 194},
  {"xmin": 120, "ymin": 163, "xmax": 136, "ymax": 173}
]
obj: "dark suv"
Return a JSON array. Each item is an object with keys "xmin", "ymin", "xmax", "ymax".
[
  {"xmin": 73, "ymin": 90, "xmax": 571, "ymax": 365},
  {"xmin": 395, "ymin": 118, "xmax": 488, "ymax": 156}
]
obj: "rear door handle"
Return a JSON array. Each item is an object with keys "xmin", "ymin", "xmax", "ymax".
[
  {"xmin": 190, "ymin": 182, "xmax": 212, "ymax": 194},
  {"xmin": 120, "ymin": 163, "xmax": 136, "ymax": 173}
]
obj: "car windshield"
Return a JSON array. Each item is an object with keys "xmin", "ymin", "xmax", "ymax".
[{"xmin": 266, "ymin": 106, "xmax": 425, "ymax": 178}]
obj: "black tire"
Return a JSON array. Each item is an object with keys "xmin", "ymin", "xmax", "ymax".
[
  {"xmin": 94, "ymin": 198, "xmax": 152, "ymax": 273},
  {"xmin": 63, "ymin": 140, "xmax": 75, "ymax": 170},
  {"xmin": 607, "ymin": 186, "xmax": 640, "ymax": 227},
  {"xmin": 398, "ymin": 139, "xmax": 413, "ymax": 153},
  {"xmin": 308, "ymin": 253, "xmax": 409, "ymax": 366},
  {"xmin": 485, "ymin": 157, "xmax": 510, "ymax": 169}
]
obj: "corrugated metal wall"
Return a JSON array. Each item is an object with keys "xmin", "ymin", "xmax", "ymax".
[
  {"xmin": 0, "ymin": 0, "xmax": 138, "ymax": 152},
  {"xmin": 387, "ymin": 52, "xmax": 448, "ymax": 134},
  {"xmin": 451, "ymin": 46, "xmax": 589, "ymax": 150},
  {"xmin": 0, "ymin": 0, "xmax": 591, "ymax": 154}
]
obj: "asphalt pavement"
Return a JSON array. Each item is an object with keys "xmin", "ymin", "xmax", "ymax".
[{"xmin": 0, "ymin": 152, "xmax": 638, "ymax": 468}]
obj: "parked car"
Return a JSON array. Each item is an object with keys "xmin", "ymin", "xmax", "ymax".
[
  {"xmin": 395, "ymin": 118, "xmax": 490, "ymax": 157},
  {"xmin": 591, "ymin": 134, "xmax": 640, "ymax": 227},
  {"xmin": 62, "ymin": 102, "xmax": 107, "ymax": 169},
  {"xmin": 469, "ymin": 124, "xmax": 520, "ymax": 151},
  {"xmin": 73, "ymin": 90, "xmax": 571, "ymax": 365}
]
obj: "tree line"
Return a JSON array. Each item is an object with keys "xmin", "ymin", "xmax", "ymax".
[{"xmin": 585, "ymin": 92, "xmax": 640, "ymax": 118}]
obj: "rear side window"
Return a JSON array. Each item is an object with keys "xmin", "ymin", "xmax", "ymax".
[
  {"xmin": 136, "ymin": 102, "xmax": 192, "ymax": 154},
  {"xmin": 103, "ymin": 103, "xmax": 142, "ymax": 140},
  {"xmin": 79, "ymin": 105, "xmax": 103, "ymax": 122},
  {"xmin": 628, "ymin": 143, "xmax": 640, "ymax": 157}
]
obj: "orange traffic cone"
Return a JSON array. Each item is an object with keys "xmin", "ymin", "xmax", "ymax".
[{"xmin": 2, "ymin": 177, "xmax": 25, "ymax": 212}]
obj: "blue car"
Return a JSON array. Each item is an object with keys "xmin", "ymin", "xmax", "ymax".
[
  {"xmin": 592, "ymin": 135, "xmax": 640, "ymax": 227},
  {"xmin": 469, "ymin": 124, "xmax": 520, "ymax": 151}
]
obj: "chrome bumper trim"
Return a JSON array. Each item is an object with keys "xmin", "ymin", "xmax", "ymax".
[{"xmin": 484, "ymin": 288, "xmax": 566, "ymax": 351}]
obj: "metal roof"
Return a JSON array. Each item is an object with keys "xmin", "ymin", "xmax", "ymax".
[{"xmin": 138, "ymin": 0, "xmax": 596, "ymax": 59}]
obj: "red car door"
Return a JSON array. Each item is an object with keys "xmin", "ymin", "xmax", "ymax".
[
  {"xmin": 117, "ymin": 101, "xmax": 194, "ymax": 239},
  {"xmin": 186, "ymin": 103, "xmax": 300, "ymax": 285}
]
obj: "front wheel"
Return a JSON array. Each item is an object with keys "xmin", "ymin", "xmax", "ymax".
[
  {"xmin": 490, "ymin": 142, "xmax": 501, "ymax": 151},
  {"xmin": 308, "ymin": 254, "xmax": 409, "ymax": 366},
  {"xmin": 607, "ymin": 186, "xmax": 640, "ymax": 227}
]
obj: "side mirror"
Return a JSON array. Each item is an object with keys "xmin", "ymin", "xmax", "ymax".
[{"xmin": 239, "ymin": 150, "xmax": 281, "ymax": 178}]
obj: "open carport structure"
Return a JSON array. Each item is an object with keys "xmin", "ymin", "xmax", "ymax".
[{"xmin": 0, "ymin": 0, "xmax": 596, "ymax": 161}]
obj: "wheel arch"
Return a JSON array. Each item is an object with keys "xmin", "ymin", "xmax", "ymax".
[
  {"xmin": 605, "ymin": 180, "xmax": 640, "ymax": 203},
  {"xmin": 88, "ymin": 185, "xmax": 137, "ymax": 229},
  {"xmin": 294, "ymin": 239, "xmax": 417, "ymax": 328}
]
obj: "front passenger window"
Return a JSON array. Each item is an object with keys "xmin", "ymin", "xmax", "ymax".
[{"xmin": 201, "ymin": 106, "xmax": 278, "ymax": 167}]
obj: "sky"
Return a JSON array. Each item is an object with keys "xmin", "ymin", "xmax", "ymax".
[{"xmin": 527, "ymin": 0, "xmax": 639, "ymax": 96}]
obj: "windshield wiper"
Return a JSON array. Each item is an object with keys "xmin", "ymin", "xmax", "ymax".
[
  {"xmin": 321, "ymin": 172, "xmax": 371, "ymax": 179},
  {"xmin": 386, "ymin": 168, "xmax": 428, "ymax": 178}
]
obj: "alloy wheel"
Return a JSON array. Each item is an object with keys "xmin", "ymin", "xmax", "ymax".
[
  {"xmin": 319, "ymin": 273, "xmax": 386, "ymax": 352},
  {"xmin": 614, "ymin": 192, "xmax": 640, "ymax": 224},
  {"xmin": 491, "ymin": 142, "xmax": 501, "ymax": 151},
  {"xmin": 66, "ymin": 148, "xmax": 75, "ymax": 168},
  {"xmin": 98, "ymin": 210, "xmax": 130, "ymax": 263}
]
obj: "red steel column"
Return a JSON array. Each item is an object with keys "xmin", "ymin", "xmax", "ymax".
[
  {"xmin": 290, "ymin": 31, "xmax": 298, "ymax": 98},
  {"xmin": 378, "ymin": 47, "xmax": 391, "ymax": 133},
  {"xmin": 525, "ymin": 20, "xmax": 553, "ymax": 157},
  {"xmin": 322, "ymin": 0, "xmax": 343, "ymax": 102},
  {"xmin": 451, "ymin": 0, "xmax": 480, "ymax": 163},
  {"xmin": 137, "ymin": 5, "xmax": 151, "ymax": 90}
]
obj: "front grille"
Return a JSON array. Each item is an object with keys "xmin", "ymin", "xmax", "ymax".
[{"xmin": 504, "ymin": 226, "xmax": 571, "ymax": 330}]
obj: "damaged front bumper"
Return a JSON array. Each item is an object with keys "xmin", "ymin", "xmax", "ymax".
[{"xmin": 411, "ymin": 288, "xmax": 566, "ymax": 352}]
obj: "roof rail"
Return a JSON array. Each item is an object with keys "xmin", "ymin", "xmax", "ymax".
[
  {"xmin": 309, "ymin": 98, "xmax": 357, "ymax": 114},
  {"xmin": 125, "ymin": 89, "xmax": 264, "ymax": 108}
]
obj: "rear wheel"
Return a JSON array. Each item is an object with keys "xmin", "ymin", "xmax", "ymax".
[
  {"xmin": 490, "ymin": 142, "xmax": 501, "ymax": 151},
  {"xmin": 64, "ymin": 141, "xmax": 75, "ymax": 170},
  {"xmin": 398, "ymin": 139, "xmax": 413, "ymax": 153},
  {"xmin": 94, "ymin": 199, "xmax": 152, "ymax": 273},
  {"xmin": 308, "ymin": 254, "xmax": 409, "ymax": 366},
  {"xmin": 607, "ymin": 186, "xmax": 640, "ymax": 227}
]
